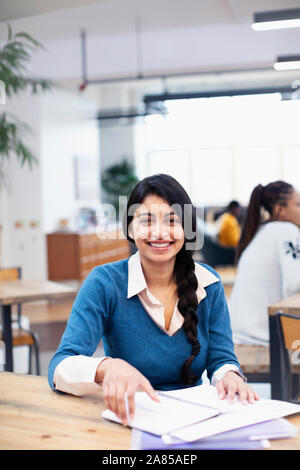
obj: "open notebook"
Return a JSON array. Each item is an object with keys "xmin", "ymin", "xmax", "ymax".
[
  {"xmin": 101, "ymin": 384, "xmax": 300, "ymax": 439},
  {"xmin": 101, "ymin": 389, "xmax": 219, "ymax": 436}
]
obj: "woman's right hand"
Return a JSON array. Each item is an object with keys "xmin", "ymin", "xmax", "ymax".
[{"xmin": 95, "ymin": 358, "xmax": 160, "ymax": 426}]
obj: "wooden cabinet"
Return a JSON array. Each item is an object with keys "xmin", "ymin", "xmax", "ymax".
[{"xmin": 47, "ymin": 229, "xmax": 130, "ymax": 282}]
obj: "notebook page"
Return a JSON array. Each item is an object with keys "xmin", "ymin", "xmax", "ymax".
[
  {"xmin": 161, "ymin": 417, "xmax": 297, "ymax": 446},
  {"xmin": 160, "ymin": 384, "xmax": 256, "ymax": 414},
  {"xmin": 101, "ymin": 391, "xmax": 219, "ymax": 436},
  {"xmin": 170, "ymin": 400, "xmax": 300, "ymax": 442}
]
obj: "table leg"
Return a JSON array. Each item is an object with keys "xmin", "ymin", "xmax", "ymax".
[{"xmin": 2, "ymin": 304, "xmax": 13, "ymax": 372}]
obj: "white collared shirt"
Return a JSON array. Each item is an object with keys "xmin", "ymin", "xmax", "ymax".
[
  {"xmin": 127, "ymin": 250, "xmax": 217, "ymax": 336},
  {"xmin": 54, "ymin": 252, "xmax": 240, "ymax": 395}
]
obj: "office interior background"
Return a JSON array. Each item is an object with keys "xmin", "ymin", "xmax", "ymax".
[{"xmin": 1, "ymin": 0, "xmax": 300, "ymax": 387}]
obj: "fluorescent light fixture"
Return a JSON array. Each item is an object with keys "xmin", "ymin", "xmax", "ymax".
[
  {"xmin": 274, "ymin": 56, "xmax": 300, "ymax": 71},
  {"xmin": 252, "ymin": 8, "xmax": 300, "ymax": 31}
]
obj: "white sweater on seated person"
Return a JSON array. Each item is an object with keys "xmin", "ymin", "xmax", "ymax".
[{"xmin": 228, "ymin": 221, "xmax": 300, "ymax": 346}]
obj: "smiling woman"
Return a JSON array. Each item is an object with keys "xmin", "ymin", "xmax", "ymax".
[
  {"xmin": 48, "ymin": 173, "xmax": 259, "ymax": 426},
  {"xmin": 124, "ymin": 175, "xmax": 199, "ymax": 386}
]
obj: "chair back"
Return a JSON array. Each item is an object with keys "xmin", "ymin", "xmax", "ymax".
[
  {"xmin": 201, "ymin": 233, "xmax": 236, "ymax": 267},
  {"xmin": 0, "ymin": 267, "xmax": 21, "ymax": 281},
  {"xmin": 280, "ymin": 314, "xmax": 300, "ymax": 351},
  {"xmin": 270, "ymin": 312, "xmax": 300, "ymax": 402}
]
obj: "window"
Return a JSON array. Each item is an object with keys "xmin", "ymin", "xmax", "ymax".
[{"xmin": 139, "ymin": 93, "xmax": 300, "ymax": 207}]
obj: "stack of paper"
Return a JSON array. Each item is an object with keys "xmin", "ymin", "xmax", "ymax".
[
  {"xmin": 102, "ymin": 383, "xmax": 300, "ymax": 448},
  {"xmin": 165, "ymin": 385, "xmax": 300, "ymax": 443},
  {"xmin": 131, "ymin": 419, "xmax": 298, "ymax": 450}
]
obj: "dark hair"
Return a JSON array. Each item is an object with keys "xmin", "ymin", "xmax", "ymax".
[
  {"xmin": 227, "ymin": 200, "xmax": 240, "ymax": 211},
  {"xmin": 122, "ymin": 173, "xmax": 200, "ymax": 386},
  {"xmin": 236, "ymin": 180, "xmax": 294, "ymax": 262}
]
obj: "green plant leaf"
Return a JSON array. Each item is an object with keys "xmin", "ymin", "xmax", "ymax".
[
  {"xmin": 15, "ymin": 32, "xmax": 45, "ymax": 49},
  {"xmin": 0, "ymin": 25, "xmax": 52, "ymax": 187},
  {"xmin": 101, "ymin": 159, "xmax": 139, "ymax": 215}
]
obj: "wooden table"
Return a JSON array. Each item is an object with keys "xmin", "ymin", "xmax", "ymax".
[
  {"xmin": 215, "ymin": 266, "xmax": 236, "ymax": 299},
  {"xmin": 0, "ymin": 280, "xmax": 76, "ymax": 372},
  {"xmin": 268, "ymin": 292, "xmax": 300, "ymax": 317},
  {"xmin": 0, "ymin": 372, "xmax": 300, "ymax": 450},
  {"xmin": 0, "ymin": 372, "xmax": 131, "ymax": 450}
]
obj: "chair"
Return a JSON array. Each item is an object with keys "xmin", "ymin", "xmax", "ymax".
[
  {"xmin": 0, "ymin": 267, "xmax": 40, "ymax": 375},
  {"xmin": 201, "ymin": 233, "xmax": 236, "ymax": 267},
  {"xmin": 269, "ymin": 312, "xmax": 300, "ymax": 403}
]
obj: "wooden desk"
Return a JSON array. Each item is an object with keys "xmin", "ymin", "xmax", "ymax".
[
  {"xmin": 268, "ymin": 292, "xmax": 300, "ymax": 317},
  {"xmin": 0, "ymin": 280, "xmax": 76, "ymax": 372},
  {"xmin": 0, "ymin": 372, "xmax": 300, "ymax": 450},
  {"xmin": 215, "ymin": 266, "xmax": 236, "ymax": 299},
  {"xmin": 0, "ymin": 372, "xmax": 131, "ymax": 450},
  {"xmin": 47, "ymin": 229, "xmax": 130, "ymax": 282}
]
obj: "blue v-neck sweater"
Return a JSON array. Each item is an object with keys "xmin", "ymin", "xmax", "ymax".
[{"xmin": 48, "ymin": 258, "xmax": 241, "ymax": 391}]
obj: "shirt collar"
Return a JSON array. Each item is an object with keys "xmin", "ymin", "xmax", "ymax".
[{"xmin": 127, "ymin": 250, "xmax": 219, "ymax": 303}]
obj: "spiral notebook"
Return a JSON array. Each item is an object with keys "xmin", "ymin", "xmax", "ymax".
[
  {"xmin": 102, "ymin": 384, "xmax": 300, "ymax": 439},
  {"xmin": 101, "ymin": 388, "xmax": 219, "ymax": 436}
]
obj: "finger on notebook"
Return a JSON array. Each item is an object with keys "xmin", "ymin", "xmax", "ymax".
[
  {"xmin": 126, "ymin": 380, "xmax": 137, "ymax": 421},
  {"xmin": 108, "ymin": 383, "xmax": 118, "ymax": 418},
  {"xmin": 140, "ymin": 377, "xmax": 160, "ymax": 402},
  {"xmin": 216, "ymin": 380, "xmax": 226, "ymax": 399},
  {"xmin": 238, "ymin": 385, "xmax": 248, "ymax": 405},
  {"xmin": 247, "ymin": 387, "xmax": 257, "ymax": 404},
  {"xmin": 116, "ymin": 383, "xmax": 127, "ymax": 426},
  {"xmin": 103, "ymin": 381, "xmax": 112, "ymax": 413},
  {"xmin": 227, "ymin": 383, "xmax": 237, "ymax": 404}
]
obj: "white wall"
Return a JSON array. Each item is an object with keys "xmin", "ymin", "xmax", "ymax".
[
  {"xmin": 40, "ymin": 88, "xmax": 100, "ymax": 233},
  {"xmin": 0, "ymin": 90, "xmax": 44, "ymax": 278},
  {"xmin": 0, "ymin": 87, "xmax": 100, "ymax": 279}
]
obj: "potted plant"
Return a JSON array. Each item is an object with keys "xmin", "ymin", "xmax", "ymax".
[
  {"xmin": 101, "ymin": 158, "xmax": 139, "ymax": 219},
  {"xmin": 0, "ymin": 24, "xmax": 52, "ymax": 188}
]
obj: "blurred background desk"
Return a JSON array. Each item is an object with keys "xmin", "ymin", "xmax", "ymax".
[
  {"xmin": 0, "ymin": 281, "xmax": 76, "ymax": 372},
  {"xmin": 0, "ymin": 372, "xmax": 299, "ymax": 450},
  {"xmin": 214, "ymin": 266, "xmax": 236, "ymax": 299},
  {"xmin": 47, "ymin": 228, "xmax": 130, "ymax": 283},
  {"xmin": 268, "ymin": 292, "xmax": 300, "ymax": 317}
]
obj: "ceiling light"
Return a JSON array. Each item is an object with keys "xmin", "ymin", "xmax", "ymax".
[
  {"xmin": 252, "ymin": 8, "xmax": 300, "ymax": 31},
  {"xmin": 274, "ymin": 56, "xmax": 300, "ymax": 71}
]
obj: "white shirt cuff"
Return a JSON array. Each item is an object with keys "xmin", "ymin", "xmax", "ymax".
[
  {"xmin": 211, "ymin": 364, "xmax": 244, "ymax": 386},
  {"xmin": 54, "ymin": 355, "xmax": 109, "ymax": 396}
]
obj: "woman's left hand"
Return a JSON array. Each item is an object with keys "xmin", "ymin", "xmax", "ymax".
[{"xmin": 216, "ymin": 371, "xmax": 260, "ymax": 405}]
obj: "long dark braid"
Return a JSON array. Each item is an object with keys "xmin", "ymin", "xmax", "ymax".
[{"xmin": 174, "ymin": 249, "xmax": 200, "ymax": 386}]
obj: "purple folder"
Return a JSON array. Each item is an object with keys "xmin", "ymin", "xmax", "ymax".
[{"xmin": 134, "ymin": 418, "xmax": 297, "ymax": 450}]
